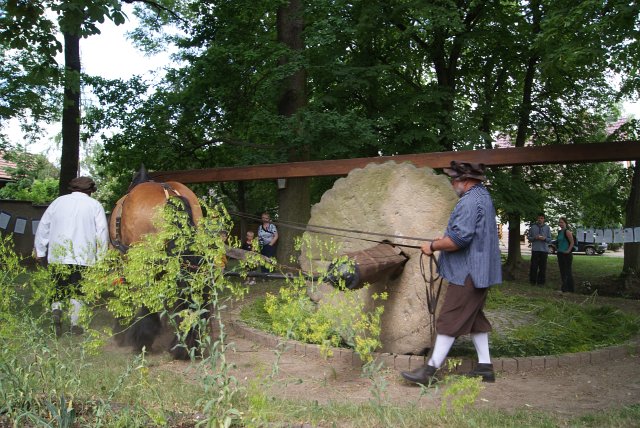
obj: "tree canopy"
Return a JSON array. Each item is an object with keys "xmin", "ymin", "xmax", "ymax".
[{"xmin": 3, "ymin": 0, "xmax": 640, "ymax": 266}]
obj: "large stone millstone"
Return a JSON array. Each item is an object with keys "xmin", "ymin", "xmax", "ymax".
[{"xmin": 300, "ymin": 161, "xmax": 457, "ymax": 355}]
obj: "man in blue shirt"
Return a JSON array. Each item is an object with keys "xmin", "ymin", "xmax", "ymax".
[
  {"xmin": 401, "ymin": 161, "xmax": 502, "ymax": 385},
  {"xmin": 528, "ymin": 213, "xmax": 552, "ymax": 286}
]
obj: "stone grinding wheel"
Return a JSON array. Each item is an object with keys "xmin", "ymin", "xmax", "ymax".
[{"xmin": 300, "ymin": 161, "xmax": 458, "ymax": 354}]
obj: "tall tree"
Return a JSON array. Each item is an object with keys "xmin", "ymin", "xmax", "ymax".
[
  {"xmin": 55, "ymin": 1, "xmax": 126, "ymax": 194},
  {"xmin": 2, "ymin": 0, "xmax": 128, "ymax": 194},
  {"xmin": 59, "ymin": 29, "xmax": 81, "ymax": 194},
  {"xmin": 502, "ymin": 0, "xmax": 543, "ymax": 278},
  {"xmin": 275, "ymin": 0, "xmax": 309, "ymax": 263}
]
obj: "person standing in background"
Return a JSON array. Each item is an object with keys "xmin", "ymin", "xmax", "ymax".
[
  {"xmin": 556, "ymin": 217, "xmax": 575, "ymax": 293},
  {"xmin": 528, "ymin": 213, "xmax": 552, "ymax": 286},
  {"xmin": 258, "ymin": 212, "xmax": 278, "ymax": 265}
]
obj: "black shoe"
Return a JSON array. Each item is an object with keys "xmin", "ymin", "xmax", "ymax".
[
  {"xmin": 52, "ymin": 309, "xmax": 62, "ymax": 338},
  {"xmin": 70, "ymin": 325, "xmax": 84, "ymax": 336},
  {"xmin": 464, "ymin": 363, "xmax": 495, "ymax": 383},
  {"xmin": 401, "ymin": 364, "xmax": 438, "ymax": 385}
]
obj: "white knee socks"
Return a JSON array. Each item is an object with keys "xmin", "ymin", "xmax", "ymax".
[
  {"xmin": 471, "ymin": 332, "xmax": 491, "ymax": 364},
  {"xmin": 70, "ymin": 298, "xmax": 83, "ymax": 326},
  {"xmin": 427, "ymin": 334, "xmax": 455, "ymax": 368}
]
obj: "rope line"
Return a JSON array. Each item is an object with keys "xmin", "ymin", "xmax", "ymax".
[
  {"xmin": 419, "ymin": 252, "xmax": 443, "ymax": 343},
  {"xmin": 229, "ymin": 210, "xmax": 433, "ymax": 249}
]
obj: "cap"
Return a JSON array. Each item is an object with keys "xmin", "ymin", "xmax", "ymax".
[
  {"xmin": 68, "ymin": 176, "xmax": 97, "ymax": 193},
  {"xmin": 442, "ymin": 161, "xmax": 487, "ymax": 181}
]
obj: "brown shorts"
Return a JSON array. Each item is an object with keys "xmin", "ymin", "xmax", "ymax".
[{"xmin": 436, "ymin": 275, "xmax": 492, "ymax": 337}]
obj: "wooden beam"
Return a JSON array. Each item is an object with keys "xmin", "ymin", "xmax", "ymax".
[{"xmin": 150, "ymin": 141, "xmax": 640, "ymax": 184}]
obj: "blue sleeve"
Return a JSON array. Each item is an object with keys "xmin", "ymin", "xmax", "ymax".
[{"xmin": 445, "ymin": 200, "xmax": 477, "ymax": 249}]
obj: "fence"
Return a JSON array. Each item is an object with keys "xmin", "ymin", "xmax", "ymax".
[{"xmin": 0, "ymin": 200, "xmax": 48, "ymax": 259}]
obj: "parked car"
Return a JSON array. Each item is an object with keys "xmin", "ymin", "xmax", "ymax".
[{"xmin": 548, "ymin": 239, "xmax": 607, "ymax": 255}]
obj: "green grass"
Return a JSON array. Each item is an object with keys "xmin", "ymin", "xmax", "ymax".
[
  {"xmin": 236, "ymin": 393, "xmax": 640, "ymax": 427},
  {"xmin": 240, "ymin": 296, "xmax": 272, "ymax": 331},
  {"xmin": 486, "ymin": 289, "xmax": 639, "ymax": 356},
  {"xmin": 242, "ymin": 289, "xmax": 640, "ymax": 358},
  {"xmin": 517, "ymin": 253, "xmax": 624, "ymax": 291}
]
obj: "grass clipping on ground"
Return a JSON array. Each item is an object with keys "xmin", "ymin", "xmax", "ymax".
[{"xmin": 242, "ymin": 285, "xmax": 639, "ymax": 358}]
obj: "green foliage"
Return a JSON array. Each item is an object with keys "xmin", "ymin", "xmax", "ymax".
[
  {"xmin": 0, "ymin": 2, "xmax": 61, "ymax": 142},
  {"xmin": 440, "ymin": 375, "xmax": 484, "ymax": 417},
  {"xmin": 0, "ymin": 1, "xmax": 128, "ymax": 146},
  {"xmin": 77, "ymin": 0, "xmax": 640, "ymax": 241},
  {"xmin": 1, "ymin": 198, "xmax": 256, "ymax": 426},
  {"xmin": 542, "ymin": 162, "xmax": 632, "ymax": 229},
  {"xmin": 262, "ymin": 235, "xmax": 386, "ymax": 363},
  {"xmin": 0, "ymin": 177, "xmax": 59, "ymax": 203},
  {"xmin": 489, "ymin": 168, "xmax": 546, "ymax": 222},
  {"xmin": 82, "ymin": 198, "xmax": 250, "ymax": 425},
  {"xmin": 0, "ymin": 147, "xmax": 59, "ymax": 203},
  {"xmin": 0, "ymin": 235, "xmax": 26, "ymax": 337}
]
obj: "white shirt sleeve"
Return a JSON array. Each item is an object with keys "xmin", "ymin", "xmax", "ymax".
[
  {"xmin": 95, "ymin": 204, "xmax": 109, "ymax": 259},
  {"xmin": 34, "ymin": 200, "xmax": 55, "ymax": 258}
]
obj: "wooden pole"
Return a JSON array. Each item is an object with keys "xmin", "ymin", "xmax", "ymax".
[{"xmin": 150, "ymin": 141, "xmax": 640, "ymax": 184}]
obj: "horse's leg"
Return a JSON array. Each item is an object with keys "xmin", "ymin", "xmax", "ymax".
[
  {"xmin": 168, "ymin": 331, "xmax": 191, "ymax": 360},
  {"xmin": 113, "ymin": 317, "xmax": 129, "ymax": 347},
  {"xmin": 123, "ymin": 307, "xmax": 162, "ymax": 353},
  {"xmin": 168, "ymin": 308, "xmax": 203, "ymax": 360},
  {"xmin": 168, "ymin": 288, "xmax": 213, "ymax": 360}
]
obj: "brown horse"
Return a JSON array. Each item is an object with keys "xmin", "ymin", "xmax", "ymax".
[
  {"xmin": 109, "ymin": 181, "xmax": 203, "ymax": 252},
  {"xmin": 109, "ymin": 175, "xmax": 207, "ymax": 360}
]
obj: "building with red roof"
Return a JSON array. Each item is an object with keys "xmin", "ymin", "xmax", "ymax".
[{"xmin": 0, "ymin": 152, "xmax": 17, "ymax": 188}]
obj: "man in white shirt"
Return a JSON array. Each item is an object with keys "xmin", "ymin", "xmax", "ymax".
[{"xmin": 34, "ymin": 176, "xmax": 108, "ymax": 337}]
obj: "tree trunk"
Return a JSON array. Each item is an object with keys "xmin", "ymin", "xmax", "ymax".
[
  {"xmin": 275, "ymin": 0, "xmax": 309, "ymax": 265},
  {"xmin": 59, "ymin": 31, "xmax": 81, "ymax": 196},
  {"xmin": 503, "ymin": 0, "xmax": 542, "ymax": 279},
  {"xmin": 623, "ymin": 161, "xmax": 640, "ymax": 274},
  {"xmin": 277, "ymin": 0, "xmax": 311, "ymax": 264},
  {"xmin": 503, "ymin": 211, "xmax": 524, "ymax": 280},
  {"xmin": 237, "ymin": 180, "xmax": 248, "ymax": 238}
]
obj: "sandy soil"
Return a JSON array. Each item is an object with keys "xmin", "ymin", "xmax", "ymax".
[
  {"xmin": 148, "ymin": 283, "xmax": 640, "ymax": 421},
  {"xmin": 217, "ymin": 332, "xmax": 640, "ymax": 419}
]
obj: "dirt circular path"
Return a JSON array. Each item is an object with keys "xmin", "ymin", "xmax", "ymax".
[
  {"xmin": 222, "ymin": 333, "xmax": 639, "ymax": 418},
  {"xmin": 211, "ymin": 282, "xmax": 640, "ymax": 419}
]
